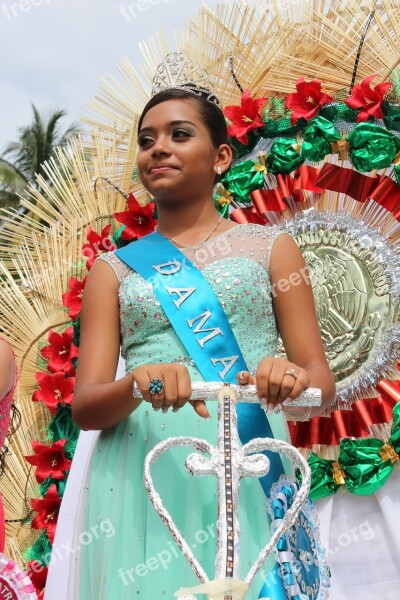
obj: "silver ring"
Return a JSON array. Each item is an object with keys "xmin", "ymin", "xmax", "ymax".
[
  {"xmin": 132, "ymin": 379, "xmax": 141, "ymax": 398},
  {"xmin": 284, "ymin": 368, "xmax": 298, "ymax": 380},
  {"xmin": 285, "ymin": 369, "xmax": 299, "ymax": 379}
]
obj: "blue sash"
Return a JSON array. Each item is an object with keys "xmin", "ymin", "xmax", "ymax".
[
  {"xmin": 116, "ymin": 232, "xmax": 284, "ymax": 484},
  {"xmin": 116, "ymin": 233, "xmax": 294, "ymax": 598}
]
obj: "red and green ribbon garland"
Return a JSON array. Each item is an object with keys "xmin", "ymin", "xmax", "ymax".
[{"xmin": 305, "ymin": 402, "xmax": 400, "ymax": 500}]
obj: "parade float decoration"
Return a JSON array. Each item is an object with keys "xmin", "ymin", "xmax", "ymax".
[
  {"xmin": 0, "ymin": 0, "xmax": 399, "ymax": 595},
  {"xmin": 0, "ymin": 554, "xmax": 36, "ymax": 600}
]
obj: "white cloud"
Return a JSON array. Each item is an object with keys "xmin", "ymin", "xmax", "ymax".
[{"xmin": 0, "ymin": 0, "xmax": 222, "ymax": 150}]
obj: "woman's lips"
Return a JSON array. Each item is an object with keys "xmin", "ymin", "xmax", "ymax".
[
  {"xmin": 150, "ymin": 164, "xmax": 177, "ymax": 174},
  {"xmin": 151, "ymin": 166, "xmax": 174, "ymax": 173}
]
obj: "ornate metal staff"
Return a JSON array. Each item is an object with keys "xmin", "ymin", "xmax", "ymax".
[{"xmin": 143, "ymin": 384, "xmax": 321, "ymax": 600}]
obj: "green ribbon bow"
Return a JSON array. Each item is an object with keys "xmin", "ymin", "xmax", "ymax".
[
  {"xmin": 348, "ymin": 123, "xmax": 400, "ymax": 172},
  {"xmin": 308, "ymin": 403, "xmax": 400, "ymax": 499},
  {"xmin": 308, "ymin": 451, "xmax": 341, "ymax": 500},
  {"xmin": 221, "ymin": 159, "xmax": 266, "ymax": 202},
  {"xmin": 267, "ymin": 137, "xmax": 305, "ymax": 174},
  {"xmin": 300, "ymin": 116, "xmax": 341, "ymax": 163},
  {"xmin": 339, "ymin": 402, "xmax": 400, "ymax": 496}
]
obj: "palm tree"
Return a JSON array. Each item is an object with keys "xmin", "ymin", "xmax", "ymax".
[{"xmin": 0, "ymin": 105, "xmax": 81, "ymax": 210}]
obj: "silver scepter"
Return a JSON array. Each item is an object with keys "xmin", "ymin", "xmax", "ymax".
[{"xmin": 143, "ymin": 384, "xmax": 320, "ymax": 600}]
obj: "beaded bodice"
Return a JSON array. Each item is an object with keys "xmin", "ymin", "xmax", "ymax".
[{"xmin": 98, "ymin": 223, "xmax": 286, "ymax": 377}]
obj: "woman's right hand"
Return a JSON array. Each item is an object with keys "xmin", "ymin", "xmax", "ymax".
[{"xmin": 131, "ymin": 363, "xmax": 210, "ymax": 419}]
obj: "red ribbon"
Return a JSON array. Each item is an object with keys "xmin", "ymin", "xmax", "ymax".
[
  {"xmin": 275, "ymin": 173, "xmax": 304, "ymax": 201},
  {"xmin": 250, "ymin": 165, "xmax": 323, "ymax": 214},
  {"xmin": 251, "ymin": 189, "xmax": 287, "ymax": 213},
  {"xmin": 288, "ymin": 395, "xmax": 395, "ymax": 448},
  {"xmin": 314, "ymin": 163, "xmax": 375, "ymax": 202},
  {"xmin": 288, "ymin": 417, "xmax": 338, "ymax": 448},
  {"xmin": 331, "ymin": 409, "xmax": 369, "ymax": 440},
  {"xmin": 230, "ymin": 207, "xmax": 268, "ymax": 224},
  {"xmin": 376, "ymin": 380, "xmax": 400, "ymax": 407},
  {"xmin": 352, "ymin": 396, "xmax": 394, "ymax": 428},
  {"xmin": 293, "ymin": 165, "xmax": 325, "ymax": 193},
  {"xmin": 314, "ymin": 163, "xmax": 400, "ymax": 220},
  {"xmin": 248, "ymin": 163, "xmax": 400, "ymax": 223}
]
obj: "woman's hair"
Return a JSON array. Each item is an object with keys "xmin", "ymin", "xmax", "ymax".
[
  {"xmin": 137, "ymin": 87, "xmax": 229, "ymax": 149},
  {"xmin": 0, "ymin": 403, "xmax": 21, "ymax": 477}
]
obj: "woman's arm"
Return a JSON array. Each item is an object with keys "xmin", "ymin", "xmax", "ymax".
[
  {"xmin": 0, "ymin": 340, "xmax": 15, "ymax": 400},
  {"xmin": 72, "ymin": 260, "xmax": 142, "ymax": 430},
  {"xmin": 73, "ymin": 259, "xmax": 208, "ymax": 429},
  {"xmin": 268, "ymin": 233, "xmax": 335, "ymax": 416}
]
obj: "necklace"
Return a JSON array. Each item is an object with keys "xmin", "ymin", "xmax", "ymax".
[{"xmin": 154, "ymin": 214, "xmax": 224, "ymax": 250}]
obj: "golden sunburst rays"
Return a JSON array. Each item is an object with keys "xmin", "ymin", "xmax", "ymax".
[
  {"xmin": 174, "ymin": 1, "xmax": 288, "ymax": 103},
  {"xmin": 0, "ymin": 132, "xmax": 131, "ymax": 256},
  {"xmin": 75, "ymin": 0, "xmax": 399, "ymax": 201},
  {"xmin": 172, "ymin": 0, "xmax": 400, "ymax": 102},
  {"xmin": 0, "ymin": 130, "xmax": 134, "ymax": 558}
]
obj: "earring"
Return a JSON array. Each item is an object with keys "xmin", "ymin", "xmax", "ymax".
[{"xmin": 217, "ymin": 166, "xmax": 222, "ymax": 175}]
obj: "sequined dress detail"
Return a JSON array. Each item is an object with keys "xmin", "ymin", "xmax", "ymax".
[{"xmin": 78, "ymin": 224, "xmax": 290, "ymax": 599}]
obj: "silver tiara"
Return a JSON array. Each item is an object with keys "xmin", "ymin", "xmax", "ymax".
[{"xmin": 151, "ymin": 52, "xmax": 221, "ymax": 107}]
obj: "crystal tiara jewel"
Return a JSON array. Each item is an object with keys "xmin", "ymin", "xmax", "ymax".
[{"xmin": 151, "ymin": 51, "xmax": 221, "ymax": 107}]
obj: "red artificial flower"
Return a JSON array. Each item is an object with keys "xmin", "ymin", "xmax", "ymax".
[
  {"xmin": 62, "ymin": 276, "xmax": 87, "ymax": 320},
  {"xmin": 32, "ymin": 372, "xmax": 75, "ymax": 414},
  {"xmin": 31, "ymin": 484, "xmax": 61, "ymax": 545},
  {"xmin": 81, "ymin": 224, "xmax": 116, "ymax": 270},
  {"xmin": 40, "ymin": 327, "xmax": 78, "ymax": 376},
  {"xmin": 223, "ymin": 89, "xmax": 268, "ymax": 145},
  {"xmin": 27, "ymin": 561, "xmax": 48, "ymax": 599},
  {"xmin": 345, "ymin": 74, "xmax": 392, "ymax": 122},
  {"xmin": 25, "ymin": 439, "xmax": 72, "ymax": 483},
  {"xmin": 285, "ymin": 78, "xmax": 334, "ymax": 124},
  {"xmin": 114, "ymin": 193, "xmax": 157, "ymax": 241}
]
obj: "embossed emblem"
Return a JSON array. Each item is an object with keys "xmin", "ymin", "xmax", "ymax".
[{"xmin": 277, "ymin": 210, "xmax": 400, "ymax": 403}]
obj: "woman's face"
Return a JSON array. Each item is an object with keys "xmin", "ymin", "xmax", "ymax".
[{"xmin": 137, "ymin": 98, "xmax": 227, "ymax": 202}]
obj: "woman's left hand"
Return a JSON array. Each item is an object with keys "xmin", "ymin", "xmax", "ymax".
[{"xmin": 236, "ymin": 356, "xmax": 310, "ymax": 414}]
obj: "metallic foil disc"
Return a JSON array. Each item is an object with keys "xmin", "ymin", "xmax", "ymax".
[{"xmin": 278, "ymin": 209, "xmax": 400, "ymax": 404}]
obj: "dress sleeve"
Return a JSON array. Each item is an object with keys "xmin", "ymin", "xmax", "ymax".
[
  {"xmin": 96, "ymin": 252, "xmax": 133, "ymax": 284},
  {"xmin": 264, "ymin": 227, "xmax": 290, "ymax": 272}
]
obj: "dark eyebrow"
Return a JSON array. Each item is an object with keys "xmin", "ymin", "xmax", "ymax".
[{"xmin": 138, "ymin": 120, "xmax": 198, "ymax": 134}]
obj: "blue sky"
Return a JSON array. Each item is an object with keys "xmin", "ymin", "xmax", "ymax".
[{"xmin": 0, "ymin": 0, "xmax": 226, "ymax": 151}]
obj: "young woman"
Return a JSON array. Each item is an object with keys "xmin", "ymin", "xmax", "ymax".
[
  {"xmin": 0, "ymin": 338, "xmax": 18, "ymax": 552},
  {"xmin": 66, "ymin": 88, "xmax": 335, "ymax": 599}
]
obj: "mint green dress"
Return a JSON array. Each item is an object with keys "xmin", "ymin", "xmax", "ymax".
[{"xmin": 79, "ymin": 224, "xmax": 291, "ymax": 599}]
